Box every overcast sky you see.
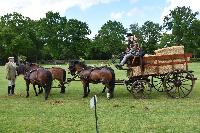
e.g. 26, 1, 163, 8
0, 0, 200, 37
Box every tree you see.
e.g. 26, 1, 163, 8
159, 33, 176, 48
92, 20, 126, 59
140, 21, 162, 54
38, 11, 68, 59
0, 12, 35, 61
190, 19, 200, 57
62, 19, 91, 59
129, 23, 142, 38
38, 12, 91, 60
163, 6, 199, 52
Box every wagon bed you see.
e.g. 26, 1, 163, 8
116, 53, 197, 99
127, 53, 192, 77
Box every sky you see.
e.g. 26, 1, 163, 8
0, 0, 200, 38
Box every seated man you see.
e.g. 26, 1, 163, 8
116, 43, 140, 69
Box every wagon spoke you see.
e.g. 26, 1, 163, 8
180, 86, 191, 92
179, 87, 186, 96
180, 78, 190, 82
167, 84, 175, 92
182, 83, 190, 86
178, 87, 181, 98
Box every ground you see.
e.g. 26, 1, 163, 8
0, 63, 199, 133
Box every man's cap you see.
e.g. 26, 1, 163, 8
126, 33, 133, 37
8, 57, 14, 59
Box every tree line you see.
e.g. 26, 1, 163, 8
0, 6, 200, 63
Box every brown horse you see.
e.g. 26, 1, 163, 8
38, 67, 66, 94
68, 60, 115, 99
48, 67, 66, 93
16, 63, 52, 100
19, 64, 66, 94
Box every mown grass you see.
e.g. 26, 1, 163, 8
0, 63, 200, 133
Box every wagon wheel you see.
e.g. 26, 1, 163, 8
163, 70, 195, 98
130, 80, 152, 99
151, 75, 165, 92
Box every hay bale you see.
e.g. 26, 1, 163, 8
155, 46, 184, 55
128, 66, 141, 77
128, 46, 188, 77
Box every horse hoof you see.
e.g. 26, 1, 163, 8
26, 95, 29, 98
36, 94, 38, 96
82, 95, 87, 98
60, 91, 65, 94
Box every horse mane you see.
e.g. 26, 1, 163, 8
70, 60, 87, 68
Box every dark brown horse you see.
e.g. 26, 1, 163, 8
37, 67, 66, 94
68, 60, 115, 99
18, 64, 66, 94
16, 63, 52, 100
48, 67, 66, 93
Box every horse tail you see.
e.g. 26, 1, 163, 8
63, 69, 66, 82
48, 71, 53, 89
107, 67, 115, 98
110, 68, 115, 89
45, 71, 53, 100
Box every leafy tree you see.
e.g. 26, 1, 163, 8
62, 19, 91, 59
38, 12, 91, 60
189, 19, 200, 57
163, 6, 199, 52
38, 11, 68, 59
140, 21, 162, 54
0, 12, 34, 61
92, 20, 126, 59
160, 33, 176, 48
129, 23, 142, 38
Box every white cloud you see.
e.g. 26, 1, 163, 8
126, 7, 142, 17
0, 0, 119, 20
161, 0, 200, 21
111, 11, 125, 20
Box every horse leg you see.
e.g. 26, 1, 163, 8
44, 86, 50, 100
33, 85, 38, 96
45, 82, 52, 100
60, 82, 66, 94
26, 82, 30, 98
106, 83, 115, 100
38, 85, 43, 94
102, 86, 106, 93
87, 84, 90, 94
82, 82, 89, 98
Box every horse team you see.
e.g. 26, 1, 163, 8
16, 60, 115, 100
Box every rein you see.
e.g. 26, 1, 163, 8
24, 69, 39, 80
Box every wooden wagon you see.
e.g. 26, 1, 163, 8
115, 53, 197, 98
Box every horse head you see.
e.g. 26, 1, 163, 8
68, 60, 86, 76
16, 63, 27, 75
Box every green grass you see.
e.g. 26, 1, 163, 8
0, 63, 200, 133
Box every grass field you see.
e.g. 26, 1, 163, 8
0, 63, 200, 133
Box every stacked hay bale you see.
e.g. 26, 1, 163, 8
128, 55, 157, 77
155, 46, 184, 55
155, 46, 187, 74
128, 46, 188, 77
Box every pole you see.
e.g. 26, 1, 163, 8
94, 96, 99, 133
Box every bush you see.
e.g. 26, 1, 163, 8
190, 58, 200, 62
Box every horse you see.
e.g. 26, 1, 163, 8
16, 63, 52, 100
37, 67, 66, 94
47, 67, 66, 93
68, 60, 115, 99
18, 63, 66, 94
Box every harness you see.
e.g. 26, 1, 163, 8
24, 69, 39, 81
